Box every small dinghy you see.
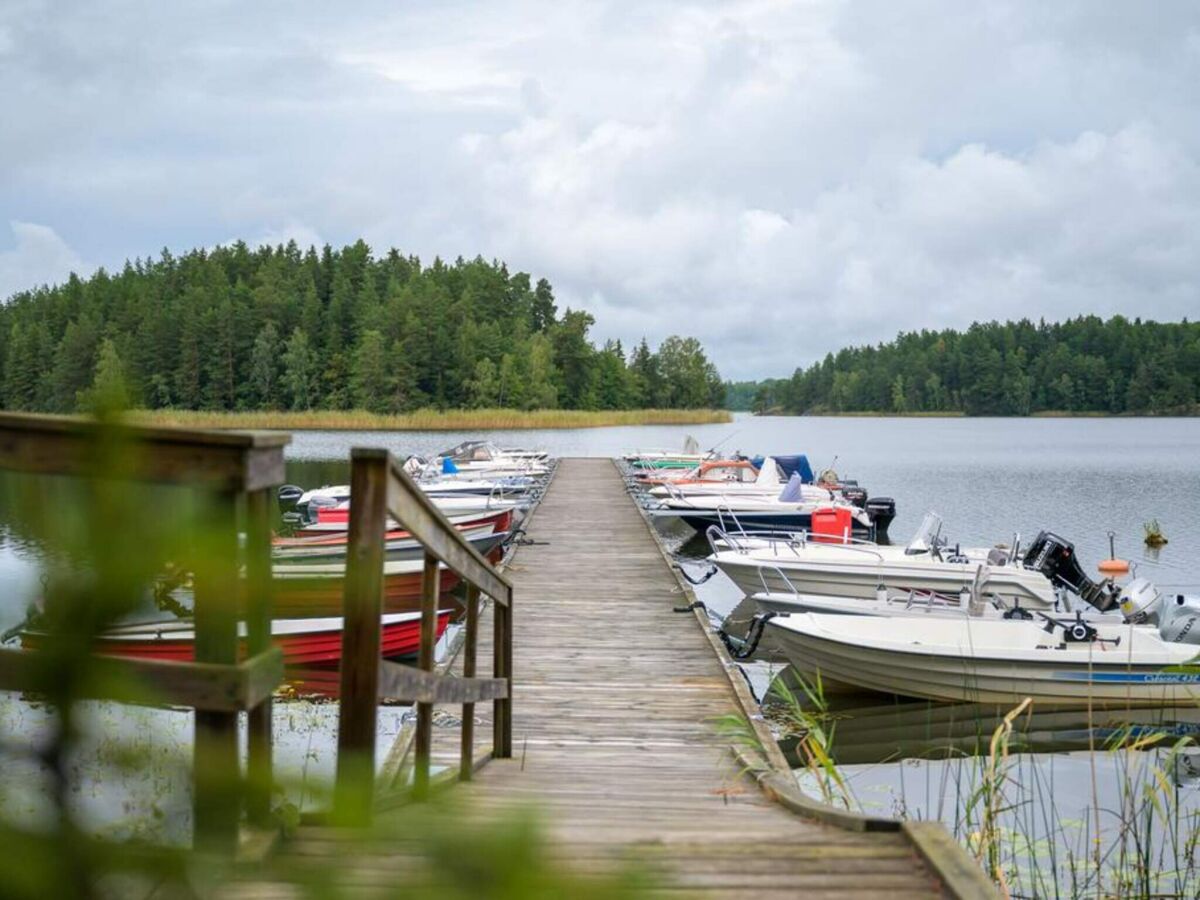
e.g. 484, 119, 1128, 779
24, 610, 452, 667
766, 612, 1200, 708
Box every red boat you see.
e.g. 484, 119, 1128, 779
294, 506, 516, 537
29, 610, 453, 667
269, 545, 504, 618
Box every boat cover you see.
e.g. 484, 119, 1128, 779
442, 457, 460, 474
772, 455, 815, 483
777, 473, 805, 502
755, 457, 782, 488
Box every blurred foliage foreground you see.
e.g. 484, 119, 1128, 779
0, 415, 656, 899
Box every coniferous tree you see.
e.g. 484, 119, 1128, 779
281, 328, 316, 410
349, 330, 392, 413
248, 322, 281, 409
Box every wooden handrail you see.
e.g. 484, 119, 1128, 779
335, 447, 516, 822
366, 449, 512, 605
0, 646, 284, 712
0, 412, 288, 491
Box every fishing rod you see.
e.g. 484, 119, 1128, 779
707, 429, 742, 455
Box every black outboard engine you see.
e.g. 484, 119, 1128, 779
841, 486, 868, 508
278, 484, 305, 513
865, 497, 896, 538
1022, 531, 1119, 612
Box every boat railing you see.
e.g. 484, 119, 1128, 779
755, 563, 802, 596
0, 412, 289, 855
334, 448, 514, 824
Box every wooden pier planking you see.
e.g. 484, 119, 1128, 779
232, 458, 957, 897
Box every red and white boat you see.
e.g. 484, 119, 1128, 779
28, 610, 452, 667
270, 544, 504, 617
292, 507, 515, 537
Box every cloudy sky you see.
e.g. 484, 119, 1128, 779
3, 1, 1199, 379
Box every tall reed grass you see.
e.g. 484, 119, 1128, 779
789, 692, 1200, 899
126, 408, 732, 431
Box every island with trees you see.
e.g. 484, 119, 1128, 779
0, 240, 726, 425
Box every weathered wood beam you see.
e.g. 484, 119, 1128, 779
334, 450, 389, 825
0, 646, 283, 711
244, 488, 275, 826
376, 659, 506, 704
0, 412, 288, 491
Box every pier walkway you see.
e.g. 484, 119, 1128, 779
235, 458, 979, 898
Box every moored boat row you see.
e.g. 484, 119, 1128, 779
14, 440, 554, 679
627, 439, 1200, 710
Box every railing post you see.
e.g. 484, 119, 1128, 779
493, 589, 513, 758
459, 584, 480, 780
244, 488, 274, 827
334, 449, 389, 824
193, 490, 241, 853
413, 550, 439, 797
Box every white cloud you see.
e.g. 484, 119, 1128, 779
0, 222, 90, 301
2, 1, 1200, 377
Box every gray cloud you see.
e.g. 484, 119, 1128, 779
3, 0, 1199, 379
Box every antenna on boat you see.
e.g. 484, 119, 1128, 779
707, 430, 742, 455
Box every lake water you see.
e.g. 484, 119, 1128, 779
2, 413, 1198, 885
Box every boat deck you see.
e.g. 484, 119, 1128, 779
228, 458, 958, 898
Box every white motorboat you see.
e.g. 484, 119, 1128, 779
708, 513, 1066, 610
644, 457, 830, 501
650, 471, 884, 537
436, 440, 550, 476
765, 612, 1200, 708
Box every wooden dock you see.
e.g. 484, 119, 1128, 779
232, 458, 985, 898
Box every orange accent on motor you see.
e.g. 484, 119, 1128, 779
811, 505, 853, 544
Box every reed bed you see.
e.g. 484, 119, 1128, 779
782, 693, 1200, 899
127, 408, 732, 431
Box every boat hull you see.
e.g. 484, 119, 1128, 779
712, 552, 1055, 608
767, 615, 1200, 709
29, 612, 452, 668
659, 510, 875, 539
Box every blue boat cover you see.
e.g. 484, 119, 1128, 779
772, 455, 814, 483
442, 457, 460, 474
777, 472, 805, 502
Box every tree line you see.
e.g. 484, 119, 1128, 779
743, 317, 1200, 416
0, 240, 725, 414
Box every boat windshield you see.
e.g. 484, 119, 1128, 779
905, 512, 944, 555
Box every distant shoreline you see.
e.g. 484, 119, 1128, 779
743, 409, 1197, 418
126, 408, 733, 432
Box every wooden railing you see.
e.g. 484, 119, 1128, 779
333, 448, 514, 822
0, 413, 288, 853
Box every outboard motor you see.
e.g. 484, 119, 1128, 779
278, 484, 305, 513
841, 485, 868, 508
1022, 531, 1119, 612
1119, 578, 1200, 646
864, 497, 896, 538
1158, 593, 1200, 646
